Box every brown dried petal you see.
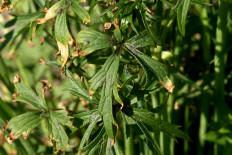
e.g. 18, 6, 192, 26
7, 132, 19, 144
160, 79, 175, 93
41, 80, 51, 99
104, 22, 112, 31
13, 74, 21, 84
57, 41, 69, 68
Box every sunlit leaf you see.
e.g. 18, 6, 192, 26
66, 69, 92, 102
37, 0, 66, 24
15, 82, 47, 110
125, 45, 174, 93
78, 114, 101, 154
8, 111, 41, 137
49, 111, 69, 151
71, 0, 90, 24
98, 55, 119, 139
76, 29, 113, 55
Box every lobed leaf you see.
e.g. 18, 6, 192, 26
98, 55, 120, 139
49, 111, 69, 151
15, 82, 47, 110
8, 111, 41, 137
81, 127, 105, 151
135, 118, 161, 155
78, 114, 101, 154
132, 111, 190, 140
52, 110, 73, 128
66, 69, 92, 102
125, 30, 154, 48
90, 54, 114, 91
125, 44, 174, 93
76, 29, 113, 54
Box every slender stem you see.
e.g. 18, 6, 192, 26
196, 1, 211, 154
123, 116, 134, 155
214, 0, 229, 154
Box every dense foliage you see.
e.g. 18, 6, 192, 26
0, 0, 232, 154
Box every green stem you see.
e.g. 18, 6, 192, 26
196, 1, 211, 154
214, 0, 229, 154
123, 116, 134, 155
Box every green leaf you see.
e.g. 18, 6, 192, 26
8, 111, 41, 137
15, 82, 47, 110
52, 110, 73, 128
0, 99, 15, 120
49, 111, 69, 151
113, 81, 123, 107
90, 54, 114, 91
0, 13, 43, 51
98, 55, 120, 139
125, 45, 174, 93
134, 118, 161, 155
37, 0, 66, 24
105, 138, 114, 155
0, 57, 14, 92
66, 69, 92, 102
74, 110, 100, 129
78, 114, 101, 155
71, 0, 90, 24
55, 10, 71, 44
76, 29, 113, 54
132, 110, 189, 140
125, 31, 154, 48
81, 127, 105, 151
114, 140, 124, 155
177, 0, 191, 35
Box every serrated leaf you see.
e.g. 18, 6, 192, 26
177, 0, 191, 35
90, 54, 114, 91
15, 82, 47, 110
55, 10, 71, 44
0, 13, 43, 51
76, 29, 113, 55
98, 55, 119, 139
134, 118, 161, 155
125, 45, 174, 93
81, 127, 105, 151
8, 111, 41, 137
55, 10, 71, 68
49, 111, 69, 151
78, 114, 101, 155
125, 30, 155, 48
71, 0, 90, 24
100, 84, 114, 139
132, 110, 189, 140
52, 110, 72, 128
66, 69, 92, 101
74, 110, 99, 129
